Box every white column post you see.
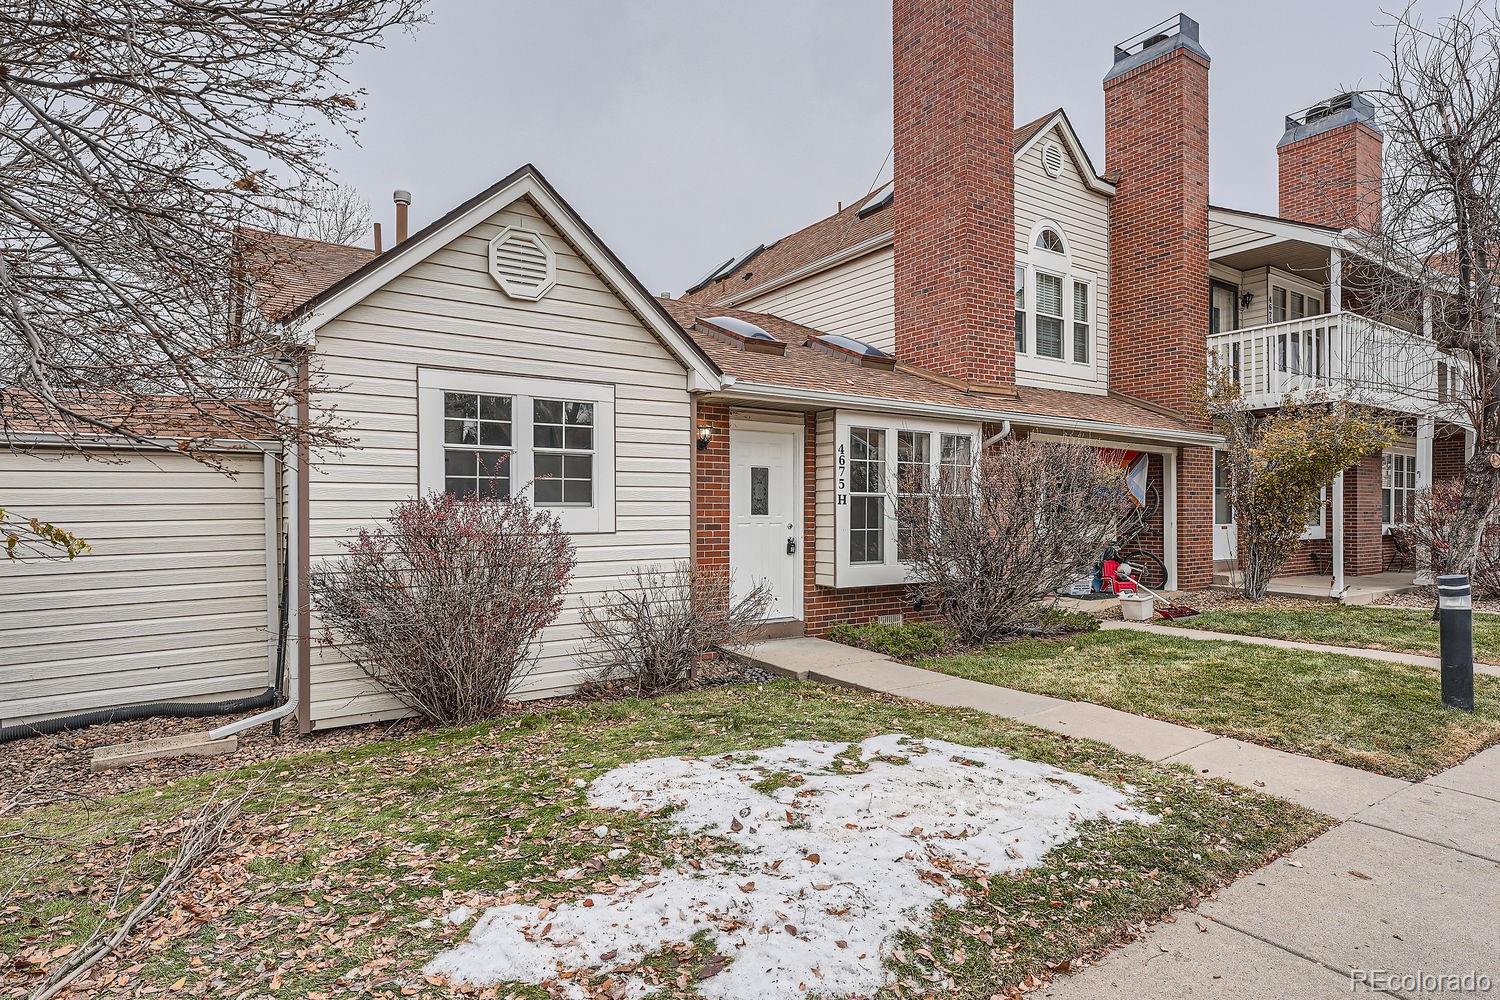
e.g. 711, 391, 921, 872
1415, 416, 1436, 585
1328, 248, 1344, 383
1331, 470, 1346, 599
1164, 448, 1179, 592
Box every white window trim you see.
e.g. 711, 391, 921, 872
1016, 221, 1098, 378
1381, 446, 1418, 533
833, 410, 981, 588
418, 368, 616, 534
1300, 487, 1328, 540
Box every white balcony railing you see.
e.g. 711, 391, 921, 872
1207, 312, 1465, 416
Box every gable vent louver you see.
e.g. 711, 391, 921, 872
1041, 141, 1065, 178
489, 226, 557, 301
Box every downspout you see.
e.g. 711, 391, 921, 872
982, 420, 1013, 449
209, 355, 308, 741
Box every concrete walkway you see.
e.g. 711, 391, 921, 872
735, 637, 1406, 818
731, 636, 1500, 995
1104, 618, 1500, 678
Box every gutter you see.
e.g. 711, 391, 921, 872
713, 380, 1223, 448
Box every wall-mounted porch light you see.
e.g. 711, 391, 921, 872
696, 425, 715, 451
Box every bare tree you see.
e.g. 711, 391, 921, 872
581, 562, 772, 695
261, 183, 374, 247
0, 1, 427, 552
1345, 1, 1500, 572
897, 439, 1129, 645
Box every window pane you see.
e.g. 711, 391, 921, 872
445, 450, 477, 477
1073, 281, 1089, 322
480, 421, 512, 447
479, 451, 510, 477
534, 424, 563, 449
564, 477, 592, 504
1036, 273, 1063, 316
750, 466, 769, 516
534, 399, 563, 424
564, 454, 592, 480
1036, 316, 1063, 358
564, 426, 593, 450
478, 476, 509, 499
446, 418, 478, 445
565, 401, 594, 425
1073, 322, 1089, 363
535, 478, 563, 504
536, 452, 563, 482
479, 395, 511, 421
1272, 287, 1288, 322
445, 477, 476, 498
444, 393, 477, 420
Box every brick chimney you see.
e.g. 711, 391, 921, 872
1103, 14, 1211, 421
1278, 93, 1383, 232
892, 0, 1016, 392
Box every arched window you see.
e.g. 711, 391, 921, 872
1034, 227, 1066, 254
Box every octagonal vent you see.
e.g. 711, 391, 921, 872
1041, 141, 1065, 178
489, 226, 557, 301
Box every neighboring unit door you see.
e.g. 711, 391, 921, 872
730, 427, 802, 620
1213, 449, 1237, 561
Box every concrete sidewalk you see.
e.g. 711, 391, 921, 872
732, 636, 1500, 995
734, 637, 1406, 818
1106, 618, 1500, 678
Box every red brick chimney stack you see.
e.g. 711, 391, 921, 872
1277, 94, 1383, 232
1103, 14, 1211, 422
892, 0, 1016, 393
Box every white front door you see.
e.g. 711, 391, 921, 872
1213, 449, 1237, 561
730, 426, 802, 620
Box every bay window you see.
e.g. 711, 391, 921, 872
833, 413, 980, 587
418, 369, 616, 533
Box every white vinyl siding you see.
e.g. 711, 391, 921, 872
738, 248, 895, 354
0, 448, 273, 726
1014, 125, 1111, 393
305, 195, 692, 730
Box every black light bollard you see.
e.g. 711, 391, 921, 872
1437, 574, 1475, 712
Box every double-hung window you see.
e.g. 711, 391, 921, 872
895, 431, 931, 562
1382, 449, 1418, 528
1015, 225, 1095, 370
419, 370, 616, 533
848, 428, 886, 564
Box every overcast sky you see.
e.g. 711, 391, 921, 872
324, 0, 1443, 294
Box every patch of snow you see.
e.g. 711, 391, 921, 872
442, 905, 473, 926
426, 734, 1155, 1000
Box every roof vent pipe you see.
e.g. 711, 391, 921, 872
393, 189, 412, 244
373, 221, 383, 253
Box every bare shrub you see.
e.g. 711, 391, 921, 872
897, 439, 1130, 645
581, 562, 771, 695
311, 492, 575, 725
1399, 480, 1500, 596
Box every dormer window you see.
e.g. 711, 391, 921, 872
1034, 227, 1066, 254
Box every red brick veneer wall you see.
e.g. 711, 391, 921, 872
693, 401, 731, 573
1278, 122, 1383, 232
1344, 451, 1385, 576
1103, 42, 1211, 420
892, 0, 1016, 391
1177, 446, 1215, 589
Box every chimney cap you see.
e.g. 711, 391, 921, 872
1106, 13, 1209, 81
393, 189, 412, 205
1279, 93, 1383, 147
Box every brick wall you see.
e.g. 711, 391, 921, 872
1177, 445, 1215, 588
1102, 41, 1211, 421
1278, 122, 1382, 231
1435, 430, 1465, 482
1344, 451, 1385, 575
693, 401, 731, 573
892, 0, 1016, 390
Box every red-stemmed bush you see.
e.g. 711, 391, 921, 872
312, 491, 575, 725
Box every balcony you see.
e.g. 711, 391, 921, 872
1207, 312, 1464, 417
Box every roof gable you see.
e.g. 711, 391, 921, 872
288, 164, 720, 386
682, 110, 1112, 306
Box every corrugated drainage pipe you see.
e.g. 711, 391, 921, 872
0, 688, 277, 745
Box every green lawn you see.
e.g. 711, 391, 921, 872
921, 631, 1500, 780
1162, 603, 1500, 662
0, 683, 1324, 1000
